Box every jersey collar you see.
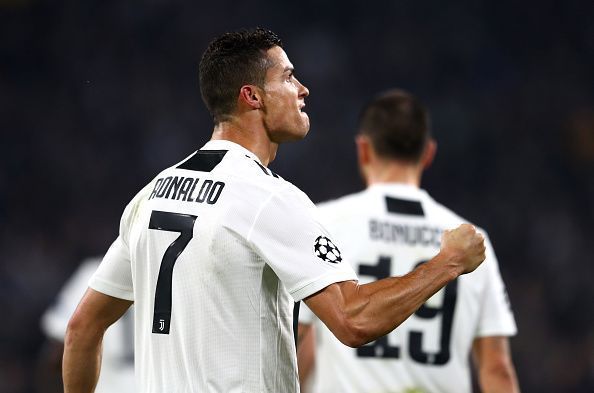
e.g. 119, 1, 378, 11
201, 140, 262, 164
367, 183, 430, 200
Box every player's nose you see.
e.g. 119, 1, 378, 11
296, 77, 309, 98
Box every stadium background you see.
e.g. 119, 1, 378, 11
1, 0, 593, 392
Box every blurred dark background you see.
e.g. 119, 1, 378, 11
1, 0, 593, 392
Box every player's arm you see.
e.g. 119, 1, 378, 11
304, 223, 485, 347
472, 336, 520, 393
297, 322, 316, 392
63, 288, 132, 393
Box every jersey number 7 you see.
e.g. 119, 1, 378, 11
149, 210, 197, 334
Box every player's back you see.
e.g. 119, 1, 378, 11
121, 141, 300, 392
303, 183, 515, 393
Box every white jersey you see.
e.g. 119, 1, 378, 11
90, 140, 357, 393
41, 257, 136, 393
300, 183, 517, 393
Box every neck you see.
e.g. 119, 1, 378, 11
364, 160, 422, 188
210, 117, 277, 166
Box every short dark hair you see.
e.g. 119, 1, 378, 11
199, 28, 283, 124
358, 89, 431, 162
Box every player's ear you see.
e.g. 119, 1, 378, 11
239, 85, 263, 110
421, 138, 437, 170
355, 134, 373, 186
355, 134, 372, 167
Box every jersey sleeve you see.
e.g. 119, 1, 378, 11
248, 185, 358, 301
89, 236, 134, 301
475, 236, 517, 337
40, 259, 101, 340
88, 194, 141, 301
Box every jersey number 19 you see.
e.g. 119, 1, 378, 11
356, 256, 458, 366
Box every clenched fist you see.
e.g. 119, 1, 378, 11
440, 223, 486, 274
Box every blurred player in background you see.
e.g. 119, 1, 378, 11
36, 257, 135, 392
62, 29, 487, 393
298, 89, 520, 393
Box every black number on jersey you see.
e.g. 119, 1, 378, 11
149, 210, 197, 334
409, 260, 458, 365
356, 256, 458, 365
356, 256, 400, 358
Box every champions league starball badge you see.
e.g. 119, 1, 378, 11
314, 236, 342, 264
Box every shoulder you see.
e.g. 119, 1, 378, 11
422, 192, 476, 227
209, 149, 312, 204
423, 193, 495, 245
423, 195, 502, 276
317, 190, 367, 218
191, 148, 292, 195
119, 181, 156, 228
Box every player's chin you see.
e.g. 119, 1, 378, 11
301, 114, 310, 133
286, 116, 310, 141
274, 114, 310, 142
298, 112, 310, 131
298, 119, 311, 139
279, 126, 309, 142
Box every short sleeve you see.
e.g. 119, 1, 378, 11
248, 185, 358, 301
475, 237, 517, 337
89, 196, 139, 301
89, 236, 134, 301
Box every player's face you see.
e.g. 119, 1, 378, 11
260, 46, 310, 142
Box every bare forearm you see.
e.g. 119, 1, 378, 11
349, 252, 460, 343
306, 252, 462, 347
479, 366, 520, 393
62, 327, 102, 393
474, 337, 520, 393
